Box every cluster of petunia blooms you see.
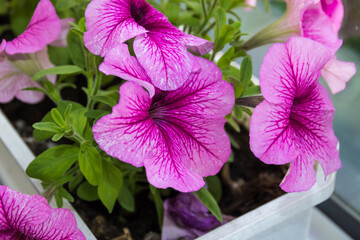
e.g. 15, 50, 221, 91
0, 0, 356, 238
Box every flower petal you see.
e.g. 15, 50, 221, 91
279, 155, 317, 192
50, 18, 74, 47
15, 76, 45, 104
321, 0, 343, 32
134, 32, 193, 91
0, 185, 51, 232
5, 0, 61, 55
23, 209, 85, 240
83, 0, 148, 56
321, 57, 357, 94
260, 37, 331, 104
182, 34, 214, 55
99, 44, 155, 97
302, 3, 342, 54
250, 100, 296, 165
93, 82, 153, 168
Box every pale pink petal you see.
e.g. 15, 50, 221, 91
24, 209, 85, 240
83, 0, 148, 56
0, 39, 6, 62
250, 101, 296, 165
279, 156, 317, 192
321, 57, 357, 94
0, 186, 51, 232
35, 47, 56, 84
302, 4, 342, 54
94, 58, 234, 192
134, 32, 193, 91
15, 76, 45, 104
99, 44, 155, 97
5, 0, 61, 55
321, 0, 344, 32
244, 0, 257, 11
260, 37, 331, 104
182, 34, 214, 55
50, 18, 74, 47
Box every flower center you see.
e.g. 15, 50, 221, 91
130, 3, 148, 27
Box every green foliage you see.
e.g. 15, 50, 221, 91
33, 65, 85, 81
77, 182, 99, 201
150, 185, 164, 228
98, 161, 123, 213
117, 183, 135, 212
205, 176, 222, 203
78, 144, 103, 186
26, 145, 79, 181
194, 187, 223, 222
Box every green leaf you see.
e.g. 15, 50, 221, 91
55, 0, 79, 11
77, 182, 99, 201
149, 185, 164, 228
51, 109, 65, 127
48, 46, 71, 66
206, 176, 222, 203
21, 87, 47, 94
234, 105, 243, 119
67, 30, 85, 68
218, 47, 234, 69
220, 0, 233, 10
59, 187, 74, 202
78, 145, 103, 186
69, 173, 84, 192
69, 108, 88, 136
215, 7, 227, 41
240, 57, 253, 90
26, 145, 80, 181
194, 188, 223, 222
117, 184, 135, 212
55, 189, 64, 208
227, 117, 240, 132
32, 122, 62, 133
230, 77, 243, 99
98, 161, 123, 213
52, 133, 64, 142
85, 110, 108, 119
243, 85, 261, 97
90, 95, 118, 108
33, 65, 85, 81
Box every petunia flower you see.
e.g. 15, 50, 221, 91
83, 0, 213, 91
93, 45, 234, 192
162, 193, 234, 240
250, 37, 341, 192
0, 185, 85, 239
301, 0, 356, 94
244, 0, 257, 11
0, 0, 73, 104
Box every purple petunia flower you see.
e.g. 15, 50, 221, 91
93, 45, 234, 192
250, 37, 341, 192
162, 193, 233, 240
0, 185, 85, 239
0, 0, 73, 104
83, 0, 213, 91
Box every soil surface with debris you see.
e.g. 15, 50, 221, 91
1, 98, 286, 240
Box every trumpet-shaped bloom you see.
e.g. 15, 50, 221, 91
0, 185, 85, 239
162, 193, 233, 240
93, 49, 234, 192
83, 0, 213, 91
301, 0, 356, 94
0, 0, 72, 104
250, 37, 341, 192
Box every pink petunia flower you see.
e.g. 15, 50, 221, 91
83, 0, 213, 91
0, 185, 85, 239
250, 37, 341, 192
0, 0, 73, 104
93, 45, 234, 192
301, 0, 356, 94
244, 0, 257, 11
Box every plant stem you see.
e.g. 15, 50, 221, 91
42, 184, 57, 203
197, 0, 218, 35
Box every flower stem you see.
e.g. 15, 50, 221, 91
198, 0, 218, 35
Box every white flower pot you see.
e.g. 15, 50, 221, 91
0, 110, 336, 240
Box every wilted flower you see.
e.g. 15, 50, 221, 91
162, 193, 233, 240
93, 45, 234, 192
0, 185, 85, 239
250, 37, 341, 192
83, 0, 213, 91
0, 0, 73, 103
